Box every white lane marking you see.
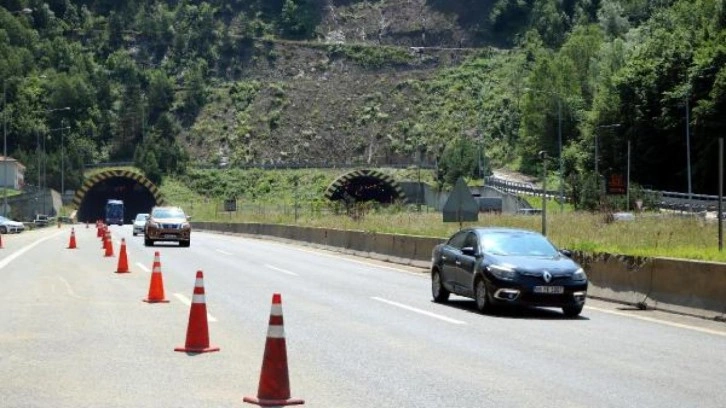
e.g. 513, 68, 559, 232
264, 264, 298, 276
215, 249, 233, 256
289, 246, 425, 276
0, 231, 65, 270
371, 297, 466, 325
585, 306, 726, 337
173, 293, 218, 322
136, 263, 151, 273
57, 276, 84, 300
205, 234, 425, 276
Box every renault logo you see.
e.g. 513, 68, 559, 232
542, 270, 552, 283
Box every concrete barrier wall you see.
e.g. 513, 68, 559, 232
193, 222, 726, 319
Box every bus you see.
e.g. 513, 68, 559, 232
105, 199, 125, 225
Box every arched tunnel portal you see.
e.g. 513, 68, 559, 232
72, 169, 164, 224
324, 169, 406, 204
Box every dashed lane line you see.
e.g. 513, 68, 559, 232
264, 264, 299, 276
585, 305, 726, 337
215, 249, 233, 256
136, 263, 151, 273
371, 297, 466, 325
173, 293, 218, 322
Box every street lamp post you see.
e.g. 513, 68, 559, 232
539, 150, 548, 236
32, 106, 70, 214
594, 123, 621, 194
2, 81, 7, 216
525, 87, 565, 212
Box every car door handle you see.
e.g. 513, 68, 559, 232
455, 261, 461, 266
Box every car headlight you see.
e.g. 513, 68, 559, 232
489, 264, 517, 281
572, 268, 587, 281
181, 222, 191, 230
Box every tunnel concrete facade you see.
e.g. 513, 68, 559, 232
324, 169, 406, 204
72, 169, 164, 223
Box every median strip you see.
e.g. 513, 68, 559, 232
371, 297, 466, 325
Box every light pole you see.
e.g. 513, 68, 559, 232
594, 123, 621, 194
2, 81, 7, 216
525, 87, 565, 212
539, 150, 548, 236
32, 106, 70, 214
685, 90, 692, 212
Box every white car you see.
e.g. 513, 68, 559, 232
132, 213, 149, 236
0, 216, 25, 233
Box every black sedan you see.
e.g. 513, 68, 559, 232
431, 227, 588, 317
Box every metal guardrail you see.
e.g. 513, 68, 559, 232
485, 176, 723, 212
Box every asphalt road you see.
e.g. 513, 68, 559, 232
1, 225, 726, 407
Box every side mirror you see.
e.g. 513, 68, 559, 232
560, 249, 573, 258
461, 246, 478, 256
187, 215, 192, 221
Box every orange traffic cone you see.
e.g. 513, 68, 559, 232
175, 270, 219, 353
0, 232, 4, 249
143, 251, 169, 303
243, 293, 304, 406
67, 228, 77, 249
104, 231, 114, 257
115, 238, 129, 273
96, 222, 103, 238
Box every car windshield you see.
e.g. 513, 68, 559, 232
481, 232, 559, 257
135, 214, 149, 221
152, 208, 185, 219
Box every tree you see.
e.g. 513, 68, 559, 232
437, 135, 477, 188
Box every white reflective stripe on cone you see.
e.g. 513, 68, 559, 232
194, 278, 204, 287
267, 325, 285, 339
270, 304, 283, 316
192, 294, 206, 304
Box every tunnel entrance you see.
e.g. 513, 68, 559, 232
324, 169, 406, 204
72, 169, 164, 223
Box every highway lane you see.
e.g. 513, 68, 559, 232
1, 225, 725, 407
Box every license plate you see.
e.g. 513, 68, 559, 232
164, 234, 177, 239
534, 286, 564, 294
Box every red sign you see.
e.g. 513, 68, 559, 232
606, 173, 627, 195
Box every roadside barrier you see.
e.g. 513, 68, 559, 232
115, 238, 129, 273
143, 251, 169, 303
67, 228, 77, 249
104, 231, 114, 257
175, 270, 219, 353
244, 293, 304, 406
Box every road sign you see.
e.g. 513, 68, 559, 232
443, 177, 479, 223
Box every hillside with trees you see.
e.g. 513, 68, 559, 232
1, 0, 724, 208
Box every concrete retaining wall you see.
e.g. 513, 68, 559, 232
193, 222, 726, 320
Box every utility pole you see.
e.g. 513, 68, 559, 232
557, 98, 563, 213
719, 137, 723, 251
2, 81, 7, 216
685, 94, 693, 213
540, 151, 548, 236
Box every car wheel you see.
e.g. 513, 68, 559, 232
562, 305, 583, 317
132, 232, 137, 236
180, 240, 190, 247
431, 269, 450, 303
475, 279, 490, 313
144, 236, 153, 246
0, 226, 6, 234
